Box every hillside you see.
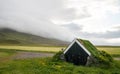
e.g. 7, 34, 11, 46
0, 28, 68, 46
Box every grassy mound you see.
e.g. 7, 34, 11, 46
52, 51, 64, 62
79, 39, 113, 67
53, 39, 114, 67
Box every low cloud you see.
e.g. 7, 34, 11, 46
80, 30, 120, 39
78, 30, 120, 45
62, 23, 82, 31
0, 0, 120, 45
0, 0, 76, 41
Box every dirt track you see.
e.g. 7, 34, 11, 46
10, 51, 120, 60
11, 51, 54, 59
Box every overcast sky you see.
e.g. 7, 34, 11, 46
0, 0, 120, 45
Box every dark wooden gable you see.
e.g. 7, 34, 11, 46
64, 42, 89, 65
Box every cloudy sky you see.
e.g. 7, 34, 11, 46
0, 0, 120, 45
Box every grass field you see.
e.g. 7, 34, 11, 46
0, 49, 16, 57
0, 46, 120, 74
0, 49, 17, 62
0, 45, 63, 52
0, 58, 120, 74
0, 45, 120, 55
0, 52, 11, 58
97, 46, 120, 57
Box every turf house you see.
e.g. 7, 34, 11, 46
63, 38, 113, 66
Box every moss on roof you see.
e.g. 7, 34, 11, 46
77, 39, 99, 57
77, 39, 113, 66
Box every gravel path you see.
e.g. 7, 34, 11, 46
11, 51, 54, 59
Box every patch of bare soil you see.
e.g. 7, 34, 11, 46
114, 57, 120, 60
11, 51, 54, 59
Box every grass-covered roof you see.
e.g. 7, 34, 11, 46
77, 39, 113, 66
77, 39, 99, 57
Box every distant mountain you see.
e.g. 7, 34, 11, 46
0, 28, 69, 46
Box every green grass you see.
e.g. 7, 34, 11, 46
0, 49, 16, 58
0, 45, 120, 61
0, 45, 119, 60
0, 46, 120, 74
0, 52, 10, 58
97, 46, 120, 57
0, 58, 120, 74
0, 49, 16, 62
0, 45, 120, 55
0, 45, 63, 53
